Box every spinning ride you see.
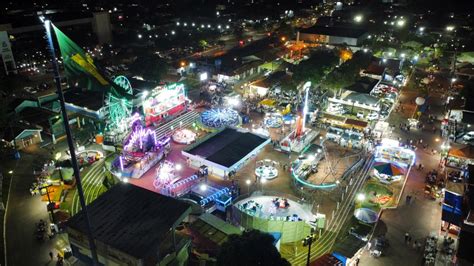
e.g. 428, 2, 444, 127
200, 108, 240, 129
153, 160, 178, 189
255, 159, 279, 180
112, 117, 169, 179
172, 129, 197, 144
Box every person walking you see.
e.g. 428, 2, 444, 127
405, 232, 410, 244
49, 251, 53, 260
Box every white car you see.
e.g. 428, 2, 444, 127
367, 113, 379, 121
356, 112, 365, 119
327, 104, 345, 114
463, 132, 474, 141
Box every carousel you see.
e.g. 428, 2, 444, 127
200, 108, 241, 129
255, 159, 279, 180
172, 129, 197, 144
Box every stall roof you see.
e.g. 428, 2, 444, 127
322, 113, 347, 122
344, 92, 379, 106
186, 128, 268, 168
449, 145, 474, 159
364, 61, 385, 76
344, 77, 379, 94
67, 184, 191, 259
345, 119, 368, 129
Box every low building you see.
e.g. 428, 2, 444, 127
297, 26, 368, 47
2, 124, 42, 150
66, 184, 192, 266
182, 128, 270, 178
215, 56, 263, 84
63, 88, 108, 121
249, 71, 292, 97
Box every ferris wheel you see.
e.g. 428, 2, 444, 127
106, 75, 133, 132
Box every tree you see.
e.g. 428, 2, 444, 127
292, 50, 339, 85
321, 51, 372, 95
198, 39, 208, 49
217, 230, 290, 266
130, 55, 169, 82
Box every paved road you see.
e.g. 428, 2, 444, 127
358, 72, 445, 265
5, 148, 70, 266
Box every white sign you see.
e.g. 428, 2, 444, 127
199, 72, 208, 81
0, 31, 16, 75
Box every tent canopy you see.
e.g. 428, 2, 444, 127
373, 162, 405, 176
344, 92, 379, 106
259, 99, 276, 107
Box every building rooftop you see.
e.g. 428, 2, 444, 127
344, 77, 379, 94
67, 184, 191, 259
63, 88, 105, 111
186, 128, 268, 168
251, 71, 289, 89
299, 25, 367, 39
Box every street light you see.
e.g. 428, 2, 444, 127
356, 193, 365, 201
246, 179, 251, 194
353, 15, 363, 23
446, 25, 455, 32
302, 234, 316, 266
396, 19, 406, 27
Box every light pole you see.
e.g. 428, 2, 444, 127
260, 177, 267, 192
302, 234, 316, 266
41, 17, 99, 265
246, 179, 251, 194
39, 183, 56, 224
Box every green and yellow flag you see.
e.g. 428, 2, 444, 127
52, 24, 132, 99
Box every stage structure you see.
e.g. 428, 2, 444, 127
112, 117, 170, 179
182, 128, 270, 178
143, 83, 188, 126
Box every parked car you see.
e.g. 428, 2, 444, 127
463, 131, 474, 141
356, 112, 365, 119
367, 112, 379, 121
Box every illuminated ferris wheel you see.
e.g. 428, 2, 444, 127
106, 75, 133, 132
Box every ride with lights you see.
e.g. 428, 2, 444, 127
142, 83, 188, 127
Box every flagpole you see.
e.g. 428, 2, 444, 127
42, 18, 99, 265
